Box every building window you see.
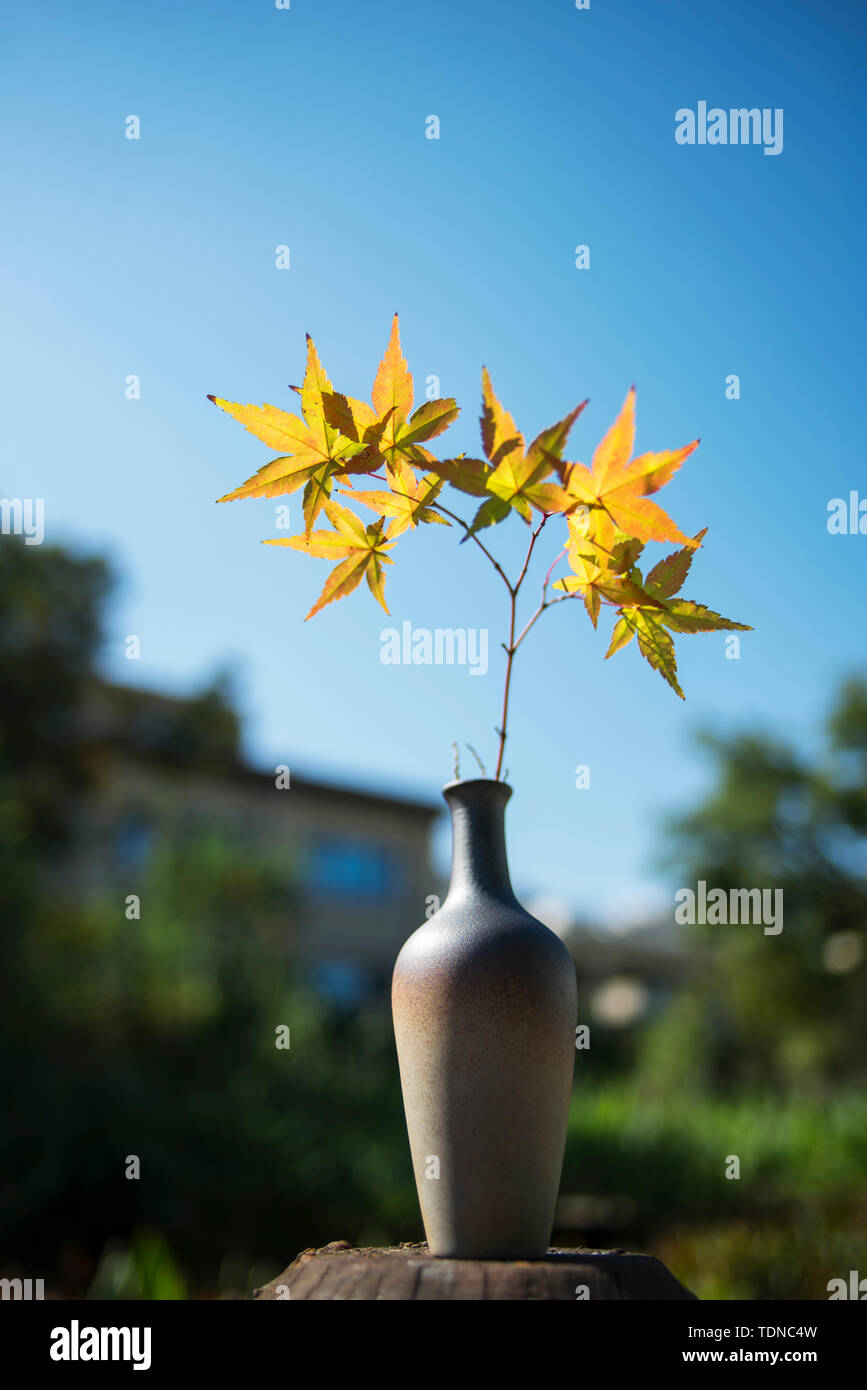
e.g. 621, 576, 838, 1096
306, 959, 371, 1010
113, 810, 155, 873
306, 834, 403, 904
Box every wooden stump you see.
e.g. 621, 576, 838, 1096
253, 1240, 697, 1300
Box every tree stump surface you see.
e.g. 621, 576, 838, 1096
253, 1240, 697, 1300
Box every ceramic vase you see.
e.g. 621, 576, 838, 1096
392, 778, 577, 1258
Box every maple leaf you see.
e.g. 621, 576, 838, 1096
602, 530, 752, 696
328, 315, 459, 490
212, 336, 382, 535
372, 313, 415, 425
554, 551, 667, 628
605, 615, 637, 659
656, 600, 753, 634
608, 536, 646, 573
463, 495, 513, 538
563, 387, 700, 548
421, 454, 493, 498
451, 369, 585, 538
553, 510, 660, 625
213, 322, 750, 712
628, 610, 685, 699
564, 502, 619, 569
264, 499, 395, 619
565, 509, 645, 574
644, 526, 707, 596
345, 472, 451, 539
641, 532, 751, 637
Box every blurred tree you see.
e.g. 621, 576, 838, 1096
0, 538, 417, 1288
0, 538, 115, 1062
640, 679, 867, 1094
0, 538, 111, 855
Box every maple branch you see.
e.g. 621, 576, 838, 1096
355, 472, 574, 781
513, 590, 580, 654
493, 516, 548, 781
541, 547, 567, 594
215, 322, 741, 751
494, 591, 518, 781
512, 546, 569, 652
513, 515, 547, 594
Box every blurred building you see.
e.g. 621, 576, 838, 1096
561, 920, 697, 1028
528, 893, 696, 1029
64, 679, 441, 1006
57, 678, 693, 1013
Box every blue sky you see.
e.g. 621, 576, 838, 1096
2, 0, 865, 922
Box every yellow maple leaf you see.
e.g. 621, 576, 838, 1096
264, 499, 395, 618
212, 336, 380, 534
345, 472, 451, 539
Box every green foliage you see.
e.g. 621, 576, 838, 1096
0, 538, 111, 861
130, 1229, 188, 1301
565, 1085, 867, 1217
86, 1229, 188, 1301
655, 678, 867, 1091
0, 536, 419, 1293
0, 833, 419, 1287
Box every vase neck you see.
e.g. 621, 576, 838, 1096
443, 779, 518, 904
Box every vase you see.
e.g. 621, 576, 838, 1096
391, 777, 577, 1258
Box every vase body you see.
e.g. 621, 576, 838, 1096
391, 778, 577, 1258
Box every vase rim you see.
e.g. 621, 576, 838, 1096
441, 777, 513, 797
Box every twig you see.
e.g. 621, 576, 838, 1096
465, 743, 487, 777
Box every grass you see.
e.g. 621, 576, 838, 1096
562, 1085, 867, 1299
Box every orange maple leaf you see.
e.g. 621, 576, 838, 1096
563, 387, 699, 547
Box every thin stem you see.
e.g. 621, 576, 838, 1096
541, 547, 567, 594
493, 516, 548, 780
513, 591, 579, 653
349, 472, 574, 780
512, 547, 569, 652
495, 589, 518, 781
514, 515, 546, 593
